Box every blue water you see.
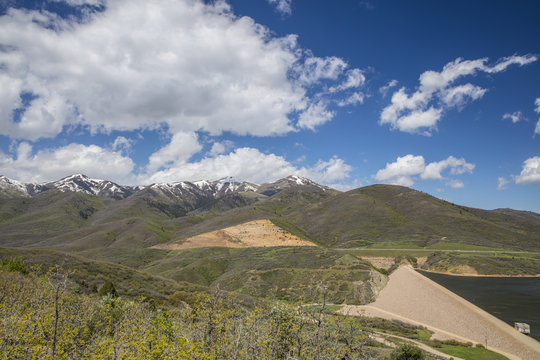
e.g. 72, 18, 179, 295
418, 271, 540, 341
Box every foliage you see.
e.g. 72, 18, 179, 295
390, 343, 426, 360
0, 269, 383, 360
0, 256, 28, 274
98, 280, 118, 297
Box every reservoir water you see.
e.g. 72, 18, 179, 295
418, 271, 540, 342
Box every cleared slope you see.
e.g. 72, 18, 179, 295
152, 219, 317, 249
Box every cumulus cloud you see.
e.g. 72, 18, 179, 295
297, 101, 335, 130
0, 0, 368, 143
0, 0, 371, 189
380, 55, 537, 135
0, 139, 354, 188
296, 56, 348, 85
208, 140, 234, 157
267, 0, 292, 16
497, 177, 510, 191
503, 111, 523, 124
139, 147, 351, 186
112, 136, 134, 153
329, 69, 365, 92
421, 156, 475, 180
0, 142, 135, 184
374, 155, 426, 187
374, 154, 474, 187
146, 132, 202, 172
514, 156, 540, 184
299, 156, 352, 184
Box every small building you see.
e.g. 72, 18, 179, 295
514, 322, 531, 335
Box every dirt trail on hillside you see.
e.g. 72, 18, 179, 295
340, 266, 540, 360
152, 219, 317, 250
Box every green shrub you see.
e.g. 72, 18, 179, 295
0, 257, 28, 274
99, 280, 118, 297
390, 343, 425, 360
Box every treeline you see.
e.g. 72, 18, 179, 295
0, 264, 388, 359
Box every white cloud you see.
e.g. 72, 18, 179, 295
446, 179, 464, 189
497, 177, 510, 191
380, 55, 537, 135
0, 138, 354, 189
337, 92, 365, 107
139, 147, 351, 186
208, 140, 234, 157
146, 132, 202, 172
0, 1, 368, 142
421, 156, 475, 180
0, 142, 135, 184
393, 108, 442, 135
300, 156, 352, 184
296, 56, 348, 85
503, 111, 523, 124
485, 55, 538, 73
374, 154, 474, 187
112, 136, 134, 153
440, 84, 486, 109
330, 68, 365, 92
514, 156, 540, 184
297, 101, 334, 130
379, 79, 398, 96
374, 154, 426, 187
535, 98, 540, 136
267, 0, 292, 15
49, 0, 105, 6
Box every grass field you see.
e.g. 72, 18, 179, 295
437, 344, 508, 360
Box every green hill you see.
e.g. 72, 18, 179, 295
284, 185, 540, 251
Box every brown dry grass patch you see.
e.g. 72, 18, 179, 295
152, 219, 317, 250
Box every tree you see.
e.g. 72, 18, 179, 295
390, 343, 425, 360
99, 280, 118, 297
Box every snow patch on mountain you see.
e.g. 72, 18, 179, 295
0, 174, 330, 200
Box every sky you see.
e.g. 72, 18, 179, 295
0, 0, 539, 212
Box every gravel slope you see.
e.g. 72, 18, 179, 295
341, 266, 540, 360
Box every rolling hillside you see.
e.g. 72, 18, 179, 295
1, 175, 539, 252
285, 185, 540, 250
0, 174, 539, 303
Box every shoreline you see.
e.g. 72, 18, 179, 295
416, 268, 540, 278
342, 266, 540, 360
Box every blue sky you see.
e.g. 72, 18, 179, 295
0, 0, 539, 212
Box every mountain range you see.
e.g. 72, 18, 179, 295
1, 173, 539, 250
1, 172, 539, 303
0, 174, 326, 200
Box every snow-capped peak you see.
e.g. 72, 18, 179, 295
288, 175, 312, 186
0, 175, 30, 197
0, 174, 328, 200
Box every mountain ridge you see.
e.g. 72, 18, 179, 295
0, 174, 329, 200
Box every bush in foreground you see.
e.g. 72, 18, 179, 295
390, 343, 426, 360
0, 268, 380, 359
